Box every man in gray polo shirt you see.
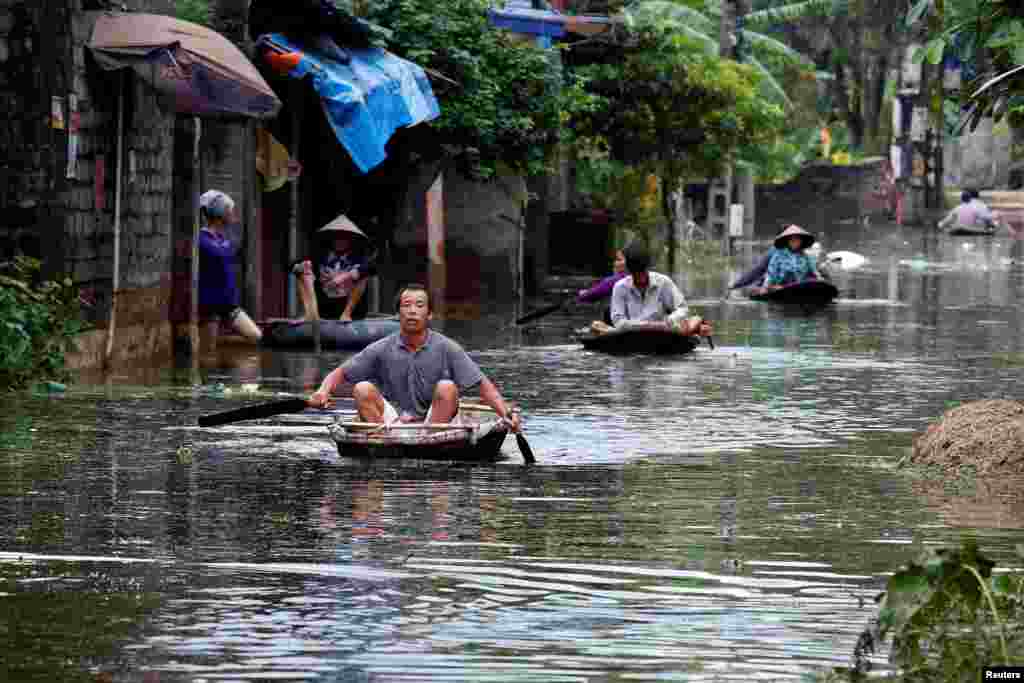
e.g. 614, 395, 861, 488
610, 242, 712, 337
308, 283, 521, 432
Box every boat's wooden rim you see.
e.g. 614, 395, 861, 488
341, 422, 475, 431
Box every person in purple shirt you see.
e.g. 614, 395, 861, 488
198, 190, 262, 342
576, 249, 627, 324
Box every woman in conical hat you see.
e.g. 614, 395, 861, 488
293, 214, 378, 322
762, 224, 822, 291
315, 214, 378, 321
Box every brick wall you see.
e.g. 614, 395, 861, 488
1, 0, 179, 368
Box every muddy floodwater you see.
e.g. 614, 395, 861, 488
3, 221, 1024, 682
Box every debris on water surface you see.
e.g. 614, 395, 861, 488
911, 400, 1024, 475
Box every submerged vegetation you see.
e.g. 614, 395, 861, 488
0, 257, 88, 391
820, 542, 1024, 682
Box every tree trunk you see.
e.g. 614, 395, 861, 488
661, 174, 677, 275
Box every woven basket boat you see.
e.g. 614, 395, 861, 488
578, 327, 700, 355
748, 279, 839, 306
329, 402, 509, 461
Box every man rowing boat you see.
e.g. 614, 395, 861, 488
604, 242, 713, 338
308, 283, 521, 432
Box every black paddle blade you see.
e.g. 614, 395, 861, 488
515, 301, 564, 326
515, 433, 536, 464
706, 336, 715, 350
198, 398, 310, 428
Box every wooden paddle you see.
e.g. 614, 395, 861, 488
463, 403, 536, 464
198, 397, 313, 427
509, 407, 536, 464
515, 298, 571, 325
515, 432, 536, 465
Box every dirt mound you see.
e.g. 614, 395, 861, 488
911, 400, 1024, 475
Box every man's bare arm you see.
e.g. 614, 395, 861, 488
310, 366, 348, 408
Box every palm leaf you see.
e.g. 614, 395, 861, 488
746, 54, 793, 107
625, 0, 717, 34
972, 63, 1024, 99
745, 0, 846, 30
742, 29, 813, 64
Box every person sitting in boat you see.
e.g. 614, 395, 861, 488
937, 189, 998, 232
576, 248, 628, 324
759, 224, 823, 292
293, 214, 378, 322
605, 242, 712, 338
307, 282, 521, 432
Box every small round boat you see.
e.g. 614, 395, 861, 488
329, 403, 510, 461
579, 327, 700, 355
947, 226, 996, 237
261, 317, 400, 350
748, 280, 838, 306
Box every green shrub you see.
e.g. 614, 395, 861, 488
840, 542, 1024, 682
0, 257, 88, 390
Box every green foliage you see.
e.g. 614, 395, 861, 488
849, 542, 1024, 681
572, 26, 786, 183
746, 0, 847, 27
624, 0, 820, 108
574, 152, 663, 244
0, 257, 88, 391
907, 0, 1024, 132
364, 0, 595, 178
175, 0, 211, 26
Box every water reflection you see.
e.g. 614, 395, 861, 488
1, 221, 1024, 681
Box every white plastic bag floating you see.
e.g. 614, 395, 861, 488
825, 250, 867, 270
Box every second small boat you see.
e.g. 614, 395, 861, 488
748, 280, 838, 307
579, 326, 700, 355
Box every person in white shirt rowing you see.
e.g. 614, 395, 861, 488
604, 242, 713, 338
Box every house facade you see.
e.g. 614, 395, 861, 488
2, 1, 575, 371
1, 0, 178, 368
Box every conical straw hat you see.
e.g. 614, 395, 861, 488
773, 224, 815, 249
317, 214, 368, 239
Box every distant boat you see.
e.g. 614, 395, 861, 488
578, 326, 700, 355
947, 225, 996, 237
748, 280, 839, 307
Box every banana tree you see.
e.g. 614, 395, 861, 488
906, 0, 1024, 133
628, 0, 915, 154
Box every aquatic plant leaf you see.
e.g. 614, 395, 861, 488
878, 567, 934, 637
991, 574, 1015, 596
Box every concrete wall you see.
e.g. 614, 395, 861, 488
943, 118, 1013, 190
0, 1, 178, 370
444, 170, 525, 312
387, 167, 525, 318
755, 158, 893, 234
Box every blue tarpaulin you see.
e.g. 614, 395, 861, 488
259, 33, 440, 173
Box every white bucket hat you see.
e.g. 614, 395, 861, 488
199, 189, 235, 219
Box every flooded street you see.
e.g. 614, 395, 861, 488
3, 221, 1024, 682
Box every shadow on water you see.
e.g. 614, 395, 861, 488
2, 221, 1024, 681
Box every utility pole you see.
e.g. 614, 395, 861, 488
711, 0, 753, 255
